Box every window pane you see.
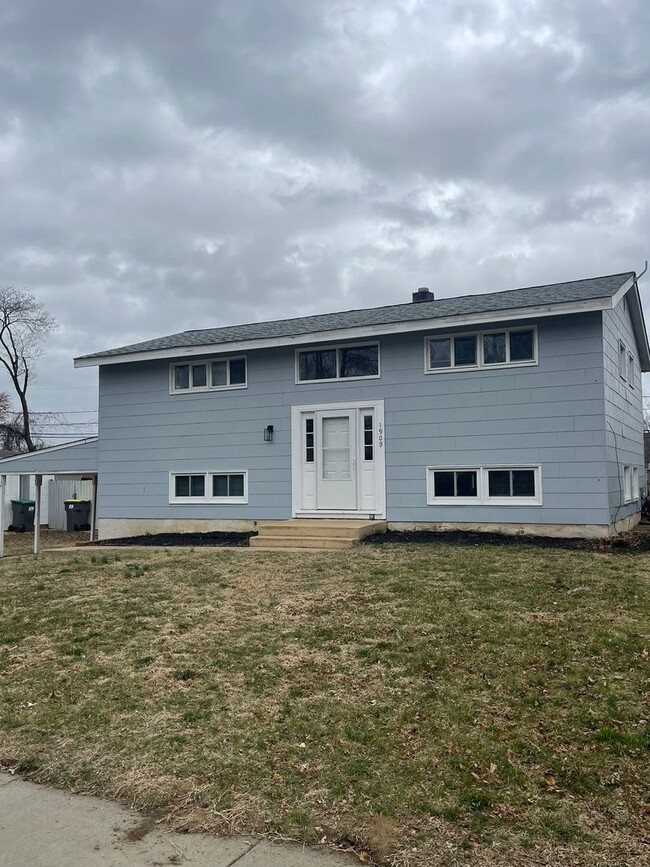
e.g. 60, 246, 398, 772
306, 447, 314, 463
212, 475, 228, 497
175, 476, 190, 497
512, 470, 535, 497
229, 358, 246, 385
483, 333, 506, 364
211, 361, 227, 386
299, 349, 337, 380
488, 470, 511, 497
190, 476, 205, 497
456, 471, 477, 497
174, 365, 190, 389
306, 418, 314, 433
364, 446, 374, 461
339, 345, 378, 378
228, 474, 244, 497
429, 338, 451, 368
364, 415, 373, 430
192, 364, 207, 388
454, 335, 477, 366
364, 430, 373, 446
434, 471, 454, 497
509, 330, 534, 362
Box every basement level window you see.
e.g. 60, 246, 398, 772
296, 343, 380, 382
170, 471, 248, 504
427, 466, 542, 506
171, 357, 247, 393
425, 327, 536, 373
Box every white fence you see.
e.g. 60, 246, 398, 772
47, 479, 94, 531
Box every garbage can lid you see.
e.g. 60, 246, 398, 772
64, 499, 91, 504
12, 498, 35, 505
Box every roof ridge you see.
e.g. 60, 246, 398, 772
180, 271, 635, 336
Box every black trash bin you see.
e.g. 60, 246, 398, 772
9, 499, 35, 533
64, 499, 92, 531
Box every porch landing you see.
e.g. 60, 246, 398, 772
250, 519, 387, 550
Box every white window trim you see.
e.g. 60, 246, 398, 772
426, 465, 542, 506
295, 342, 381, 385
627, 352, 635, 388
424, 326, 538, 374
623, 465, 639, 504
170, 356, 248, 394
169, 471, 248, 504
618, 341, 627, 381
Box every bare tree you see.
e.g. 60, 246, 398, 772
0, 287, 56, 452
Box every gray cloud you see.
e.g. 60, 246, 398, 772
1, 0, 649, 429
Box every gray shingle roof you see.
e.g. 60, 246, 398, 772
78, 272, 635, 361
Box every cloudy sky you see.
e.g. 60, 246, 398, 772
1, 0, 649, 435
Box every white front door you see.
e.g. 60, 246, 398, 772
292, 400, 386, 517
316, 410, 357, 510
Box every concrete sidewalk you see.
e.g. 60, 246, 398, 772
0, 774, 353, 867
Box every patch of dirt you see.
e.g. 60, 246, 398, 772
92, 531, 256, 548
363, 527, 650, 554
123, 809, 167, 842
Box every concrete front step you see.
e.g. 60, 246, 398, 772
252, 519, 387, 550
250, 535, 358, 549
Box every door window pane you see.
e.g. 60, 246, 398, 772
429, 337, 451, 368
211, 361, 227, 386
483, 333, 506, 364
174, 365, 190, 389
229, 358, 246, 384
321, 416, 351, 480
299, 349, 337, 380
488, 470, 511, 497
192, 364, 207, 388
512, 470, 535, 497
454, 336, 477, 366
339, 345, 378, 377
509, 330, 534, 362
363, 414, 373, 461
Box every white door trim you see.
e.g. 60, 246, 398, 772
291, 399, 386, 519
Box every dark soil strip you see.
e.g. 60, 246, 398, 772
92, 531, 256, 547
362, 528, 650, 554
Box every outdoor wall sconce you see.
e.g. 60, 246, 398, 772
264, 425, 274, 442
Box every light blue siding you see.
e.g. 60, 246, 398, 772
0, 439, 98, 475
602, 300, 644, 521
96, 311, 615, 527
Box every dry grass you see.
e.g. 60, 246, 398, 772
2, 528, 88, 556
0, 542, 648, 866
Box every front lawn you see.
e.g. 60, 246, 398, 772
0, 544, 647, 866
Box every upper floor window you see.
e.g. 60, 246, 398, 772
171, 356, 247, 393
296, 343, 379, 383
425, 327, 536, 373
627, 352, 635, 388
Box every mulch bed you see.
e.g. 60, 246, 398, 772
90, 531, 257, 548
363, 527, 650, 553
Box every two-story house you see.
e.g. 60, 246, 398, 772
0, 271, 647, 543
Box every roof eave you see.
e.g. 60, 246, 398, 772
74, 296, 615, 368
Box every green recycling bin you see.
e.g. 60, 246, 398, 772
64, 499, 92, 531
9, 499, 35, 533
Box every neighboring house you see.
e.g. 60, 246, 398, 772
0, 271, 647, 539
